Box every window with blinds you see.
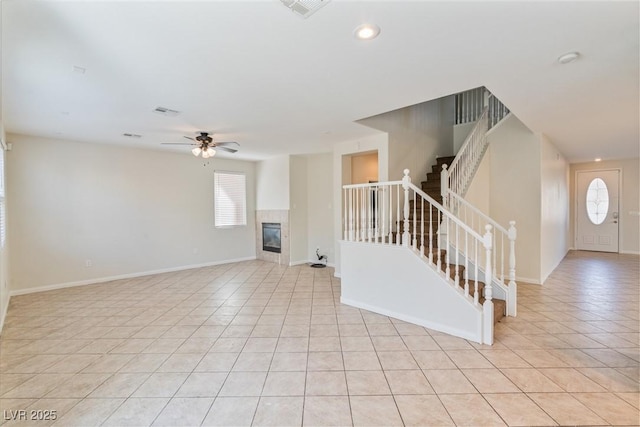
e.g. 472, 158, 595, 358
214, 171, 247, 227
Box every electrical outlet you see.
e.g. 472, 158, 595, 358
85, 259, 92, 268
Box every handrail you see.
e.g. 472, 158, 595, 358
343, 180, 402, 189
447, 107, 488, 176
446, 108, 489, 197
407, 182, 483, 242
447, 191, 508, 235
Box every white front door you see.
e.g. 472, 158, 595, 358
576, 170, 619, 252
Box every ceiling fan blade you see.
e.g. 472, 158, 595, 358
161, 142, 197, 145
215, 141, 240, 147
183, 136, 196, 141
216, 146, 238, 153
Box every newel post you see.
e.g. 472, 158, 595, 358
508, 221, 517, 287
482, 223, 494, 344
440, 164, 449, 209
402, 169, 411, 247
507, 220, 517, 316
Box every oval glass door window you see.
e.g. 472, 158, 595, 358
586, 178, 609, 225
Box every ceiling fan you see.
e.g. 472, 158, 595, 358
162, 132, 240, 158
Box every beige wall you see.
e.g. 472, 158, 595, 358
289, 155, 308, 264
0, 122, 8, 330
306, 153, 334, 264
256, 155, 290, 210
570, 158, 640, 254
351, 152, 378, 184
358, 96, 454, 184
540, 134, 570, 282
488, 115, 542, 283
7, 134, 257, 292
464, 144, 491, 216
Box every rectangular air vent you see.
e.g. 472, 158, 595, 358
152, 106, 180, 116
122, 133, 142, 138
280, 0, 331, 19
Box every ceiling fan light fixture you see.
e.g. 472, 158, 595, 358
202, 150, 211, 159
192, 147, 202, 156
206, 147, 216, 157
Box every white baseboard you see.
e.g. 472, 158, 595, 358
620, 250, 640, 255
516, 276, 541, 285
9, 256, 257, 297
290, 259, 336, 268
341, 296, 481, 343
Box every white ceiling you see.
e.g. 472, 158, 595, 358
2, 0, 638, 162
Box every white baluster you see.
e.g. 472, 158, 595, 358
396, 184, 400, 245
402, 169, 411, 247
474, 241, 479, 305
508, 220, 517, 317
388, 186, 393, 244
413, 190, 417, 250
445, 216, 450, 279
381, 186, 386, 244
454, 223, 460, 286
464, 232, 469, 296
441, 164, 449, 209
508, 221, 517, 286
420, 197, 425, 257
429, 202, 434, 264
343, 189, 347, 240
483, 224, 494, 345
483, 224, 493, 301
436, 210, 442, 270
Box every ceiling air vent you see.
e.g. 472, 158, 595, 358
280, 0, 331, 19
123, 133, 142, 138
152, 106, 181, 117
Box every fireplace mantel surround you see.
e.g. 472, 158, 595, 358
256, 210, 289, 265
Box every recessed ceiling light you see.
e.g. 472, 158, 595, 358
354, 24, 380, 40
558, 51, 580, 64
594, 158, 602, 162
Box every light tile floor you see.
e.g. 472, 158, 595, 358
0, 250, 638, 426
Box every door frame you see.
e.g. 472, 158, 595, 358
574, 168, 622, 253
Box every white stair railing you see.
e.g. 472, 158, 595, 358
443, 191, 517, 316
343, 170, 496, 344
446, 107, 490, 196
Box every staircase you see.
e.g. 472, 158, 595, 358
419, 156, 506, 325
340, 87, 515, 344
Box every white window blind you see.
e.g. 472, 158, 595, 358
214, 171, 247, 227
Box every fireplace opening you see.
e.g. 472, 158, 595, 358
262, 223, 281, 253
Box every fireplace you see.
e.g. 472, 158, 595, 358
262, 223, 281, 253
